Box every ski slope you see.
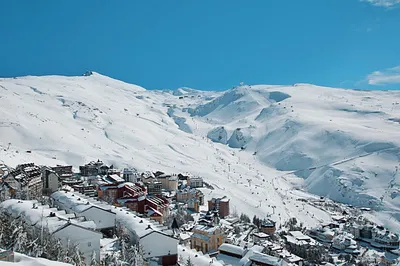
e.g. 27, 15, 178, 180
0, 73, 399, 230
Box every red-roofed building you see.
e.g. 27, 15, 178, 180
98, 182, 169, 222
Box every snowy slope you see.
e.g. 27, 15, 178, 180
1, 73, 399, 230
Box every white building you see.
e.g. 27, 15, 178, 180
0, 199, 102, 265
349, 223, 399, 250
156, 174, 178, 191
51, 191, 116, 235
122, 168, 140, 182
371, 227, 400, 250
187, 176, 203, 188
332, 233, 359, 254
114, 207, 179, 265
247, 252, 287, 266
178, 245, 224, 266
286, 231, 317, 246
253, 232, 270, 244
51, 191, 179, 264
306, 227, 335, 243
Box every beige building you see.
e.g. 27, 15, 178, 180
190, 224, 225, 253
157, 174, 178, 191
176, 187, 204, 205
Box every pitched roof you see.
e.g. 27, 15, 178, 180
51, 190, 114, 213
112, 206, 170, 239
178, 245, 224, 266
249, 252, 283, 265
0, 199, 98, 234
218, 244, 247, 257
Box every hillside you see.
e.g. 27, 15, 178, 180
0, 73, 399, 230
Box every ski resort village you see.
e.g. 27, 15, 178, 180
0, 73, 399, 266
0, 160, 399, 266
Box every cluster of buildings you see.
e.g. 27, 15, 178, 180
0, 190, 180, 265
0, 160, 219, 265
0, 198, 103, 263
347, 223, 400, 251
0, 161, 210, 224
180, 212, 304, 266
2, 160, 400, 266
299, 221, 400, 254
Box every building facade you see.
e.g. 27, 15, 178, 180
187, 176, 203, 188
42, 167, 59, 195
176, 187, 204, 205
146, 181, 163, 195
115, 207, 178, 265
51, 165, 73, 180
260, 219, 276, 235
0, 199, 102, 265
3, 163, 43, 200
208, 196, 230, 218
190, 224, 225, 253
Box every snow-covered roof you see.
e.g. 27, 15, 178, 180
188, 176, 203, 181
146, 206, 162, 217
113, 206, 166, 238
193, 224, 220, 234
0, 199, 97, 233
108, 174, 124, 183
218, 243, 247, 257
373, 227, 399, 241
237, 245, 266, 265
289, 231, 311, 241
0, 249, 74, 266
216, 253, 241, 266
248, 252, 283, 266
179, 232, 192, 241
122, 168, 134, 174
333, 233, 358, 249
176, 187, 199, 195
51, 190, 112, 213
261, 219, 276, 227
253, 232, 270, 238
178, 245, 224, 266
278, 250, 303, 263
117, 182, 136, 188
285, 235, 307, 247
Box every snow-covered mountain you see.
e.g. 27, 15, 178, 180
1, 72, 399, 230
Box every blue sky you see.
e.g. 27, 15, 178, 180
0, 0, 399, 91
